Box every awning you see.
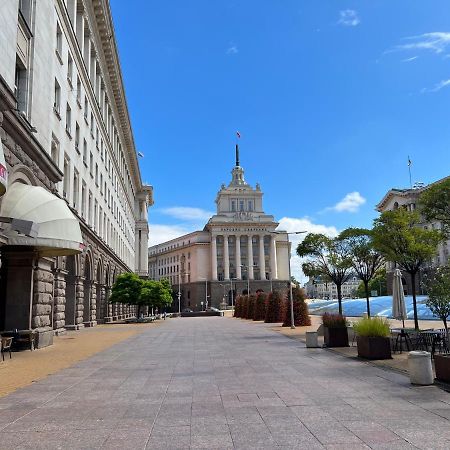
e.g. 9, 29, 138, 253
0, 183, 83, 256
0, 138, 8, 196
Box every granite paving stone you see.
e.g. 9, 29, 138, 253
1, 317, 450, 449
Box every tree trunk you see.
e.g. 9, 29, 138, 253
364, 280, 371, 318
337, 284, 343, 315
410, 271, 419, 330
136, 304, 141, 319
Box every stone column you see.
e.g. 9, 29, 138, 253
270, 236, 278, 280
235, 235, 242, 279
75, 277, 85, 327
211, 235, 218, 280
53, 268, 68, 334
98, 284, 106, 323
223, 234, 230, 280
104, 286, 113, 322
259, 235, 266, 280
32, 258, 55, 347
89, 281, 97, 326
247, 236, 254, 280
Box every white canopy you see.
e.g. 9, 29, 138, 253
0, 183, 82, 256
0, 138, 8, 196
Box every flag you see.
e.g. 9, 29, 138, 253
408, 156, 412, 167
236, 131, 241, 138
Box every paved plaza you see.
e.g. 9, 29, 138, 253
1, 318, 450, 449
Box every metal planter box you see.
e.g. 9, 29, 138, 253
324, 327, 349, 347
356, 336, 392, 360
434, 354, 450, 382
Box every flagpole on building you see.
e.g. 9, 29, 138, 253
408, 156, 412, 189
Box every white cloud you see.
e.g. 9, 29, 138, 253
338, 10, 360, 27
148, 224, 198, 247
401, 56, 418, 63
159, 206, 214, 221
277, 217, 339, 284
421, 78, 450, 93
392, 32, 450, 54
327, 192, 366, 213
226, 45, 238, 55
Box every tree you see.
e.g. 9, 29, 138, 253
109, 272, 143, 314
297, 233, 353, 315
139, 279, 173, 316
419, 178, 450, 234
265, 290, 285, 323
253, 292, 267, 321
355, 268, 387, 298
338, 228, 384, 317
423, 265, 450, 331
372, 208, 443, 330
282, 287, 311, 327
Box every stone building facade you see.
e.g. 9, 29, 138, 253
376, 178, 450, 295
148, 146, 290, 310
0, 0, 152, 347
304, 276, 361, 300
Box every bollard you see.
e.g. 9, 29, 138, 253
306, 331, 320, 348
408, 351, 434, 385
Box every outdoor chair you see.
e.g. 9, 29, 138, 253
416, 331, 446, 358
1, 337, 13, 361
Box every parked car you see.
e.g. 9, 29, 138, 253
182, 308, 193, 313
206, 307, 220, 312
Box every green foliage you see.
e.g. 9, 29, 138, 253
322, 312, 347, 328
265, 290, 285, 323
109, 272, 142, 305
355, 268, 387, 298
282, 287, 311, 327
419, 178, 450, 235
338, 228, 384, 317
423, 265, 450, 330
139, 279, 173, 311
372, 208, 444, 329
372, 209, 443, 273
353, 317, 391, 337
253, 292, 267, 321
234, 296, 243, 318
297, 233, 353, 314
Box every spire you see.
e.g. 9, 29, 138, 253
235, 144, 240, 167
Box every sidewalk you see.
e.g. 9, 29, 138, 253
0, 322, 159, 398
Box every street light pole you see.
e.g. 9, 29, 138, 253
270, 230, 307, 329
177, 273, 181, 316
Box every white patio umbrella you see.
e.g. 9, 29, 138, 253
392, 268, 407, 328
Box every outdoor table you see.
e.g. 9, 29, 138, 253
391, 328, 416, 353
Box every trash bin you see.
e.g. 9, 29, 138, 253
306, 331, 319, 348
408, 351, 434, 385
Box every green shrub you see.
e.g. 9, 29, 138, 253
253, 292, 267, 321
283, 287, 311, 327
265, 290, 285, 323
322, 312, 347, 328
353, 316, 390, 337
246, 294, 256, 320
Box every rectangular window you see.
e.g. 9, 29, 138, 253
88, 191, 92, 225
56, 23, 62, 61
73, 170, 79, 209
53, 79, 60, 116
231, 200, 236, 212
63, 155, 70, 199
248, 200, 253, 211
83, 139, 87, 165
84, 97, 88, 121
50, 135, 59, 167
15, 59, 29, 116
89, 151, 93, 176
95, 163, 98, 185
81, 181, 86, 218
90, 113, 94, 135
67, 53, 73, 85
76, 77, 81, 105
239, 200, 244, 211
65, 103, 71, 136
74, 123, 79, 152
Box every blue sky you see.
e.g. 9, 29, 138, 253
110, 0, 450, 279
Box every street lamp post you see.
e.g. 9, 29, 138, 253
230, 278, 238, 312
199, 277, 208, 310
270, 230, 307, 329
240, 264, 257, 296
177, 272, 189, 316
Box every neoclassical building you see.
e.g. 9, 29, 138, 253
376, 177, 450, 295
149, 146, 290, 310
0, 0, 152, 347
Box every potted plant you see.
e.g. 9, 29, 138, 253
322, 313, 349, 347
353, 317, 392, 360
